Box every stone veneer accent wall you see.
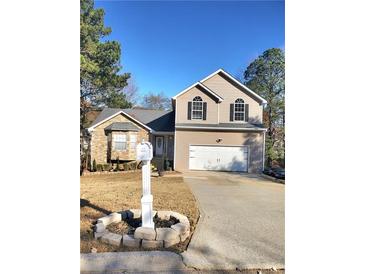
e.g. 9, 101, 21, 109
90, 114, 149, 164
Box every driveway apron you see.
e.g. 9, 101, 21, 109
181, 171, 285, 270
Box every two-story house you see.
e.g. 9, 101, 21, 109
87, 69, 267, 173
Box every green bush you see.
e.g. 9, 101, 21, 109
115, 157, 121, 171
129, 161, 137, 170
123, 163, 129, 171
87, 156, 92, 171
164, 160, 172, 171
150, 163, 157, 172
103, 163, 111, 171
92, 159, 97, 172
96, 164, 103, 172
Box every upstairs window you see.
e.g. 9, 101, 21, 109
234, 98, 245, 121
113, 134, 126, 151
192, 96, 203, 120
188, 96, 207, 120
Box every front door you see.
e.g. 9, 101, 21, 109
155, 136, 164, 156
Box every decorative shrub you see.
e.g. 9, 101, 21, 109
123, 163, 129, 171
92, 159, 97, 172
96, 164, 103, 172
129, 161, 137, 170
103, 163, 111, 171
164, 160, 171, 171
87, 156, 92, 171
115, 157, 121, 171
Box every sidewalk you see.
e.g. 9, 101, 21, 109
80, 251, 284, 273
80, 251, 186, 273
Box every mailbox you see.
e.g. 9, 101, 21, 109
136, 141, 153, 161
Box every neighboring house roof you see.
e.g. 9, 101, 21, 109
172, 69, 267, 105
88, 107, 174, 133
104, 122, 140, 132
175, 123, 267, 131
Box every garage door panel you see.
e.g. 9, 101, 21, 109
189, 145, 248, 172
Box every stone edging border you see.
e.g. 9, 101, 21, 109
94, 209, 190, 249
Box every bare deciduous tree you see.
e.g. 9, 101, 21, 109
123, 77, 139, 106
142, 91, 171, 110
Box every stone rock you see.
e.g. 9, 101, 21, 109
101, 232, 122, 247
127, 209, 141, 219
134, 227, 156, 240
151, 171, 159, 177
91, 247, 97, 253
181, 218, 190, 225
141, 239, 163, 248
122, 234, 141, 248
180, 230, 190, 242
109, 212, 122, 223
94, 222, 105, 233
164, 237, 180, 248
156, 228, 180, 242
171, 223, 189, 234
170, 212, 190, 225
97, 216, 114, 226
94, 231, 107, 239
157, 210, 172, 220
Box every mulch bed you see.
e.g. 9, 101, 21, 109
106, 216, 179, 235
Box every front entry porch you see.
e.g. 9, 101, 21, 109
151, 133, 174, 171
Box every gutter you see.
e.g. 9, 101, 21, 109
175, 126, 267, 131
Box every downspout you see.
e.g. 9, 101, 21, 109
262, 102, 267, 172
217, 101, 220, 124
262, 131, 266, 172
173, 99, 177, 170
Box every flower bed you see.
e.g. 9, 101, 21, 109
94, 209, 191, 249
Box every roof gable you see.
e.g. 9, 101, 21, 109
172, 81, 223, 102
172, 69, 267, 105
87, 108, 152, 132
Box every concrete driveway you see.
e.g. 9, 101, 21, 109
182, 171, 284, 270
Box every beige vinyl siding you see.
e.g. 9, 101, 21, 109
175, 86, 218, 124
202, 73, 263, 124
174, 129, 264, 173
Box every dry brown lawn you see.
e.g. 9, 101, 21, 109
80, 172, 199, 253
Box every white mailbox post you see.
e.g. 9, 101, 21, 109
136, 141, 154, 229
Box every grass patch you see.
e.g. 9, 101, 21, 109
80, 172, 199, 253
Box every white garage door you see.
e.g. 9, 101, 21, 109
189, 145, 248, 172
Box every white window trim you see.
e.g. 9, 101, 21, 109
233, 99, 245, 122
113, 134, 127, 151
191, 97, 203, 120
